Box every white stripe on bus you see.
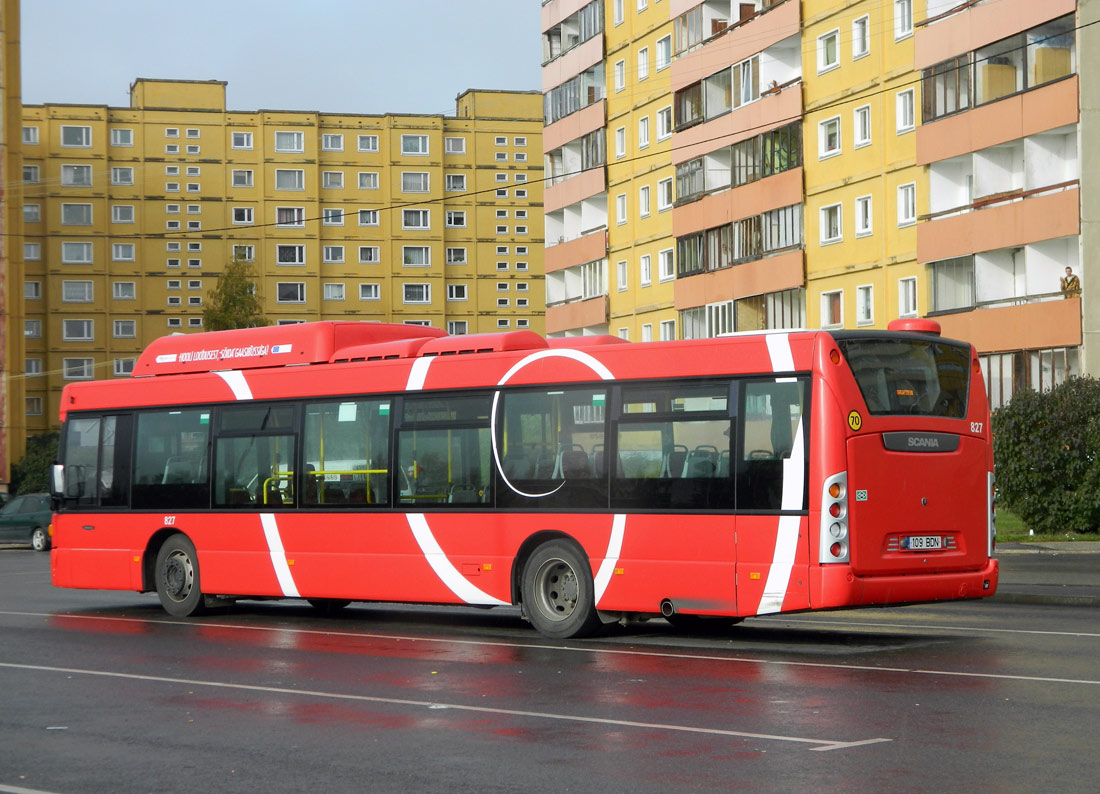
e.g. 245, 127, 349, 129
593, 513, 626, 606
406, 513, 508, 606
260, 513, 300, 598
214, 370, 253, 400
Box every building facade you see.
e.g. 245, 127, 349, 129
21, 80, 544, 432
1, 0, 25, 491
542, 0, 1092, 412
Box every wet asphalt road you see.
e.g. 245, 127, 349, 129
2, 548, 1098, 794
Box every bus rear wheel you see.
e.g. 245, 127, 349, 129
155, 535, 206, 617
522, 540, 602, 639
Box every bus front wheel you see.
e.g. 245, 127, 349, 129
155, 535, 207, 617
521, 540, 603, 639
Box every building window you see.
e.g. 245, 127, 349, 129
233, 245, 255, 262
657, 35, 672, 70
896, 89, 915, 133
359, 283, 380, 301
111, 167, 134, 185
186, 166, 200, 177
25, 243, 42, 261
852, 16, 870, 59
820, 203, 842, 244
165, 128, 180, 138
445, 173, 466, 192
322, 171, 344, 189
62, 281, 94, 303
188, 296, 202, 307
323, 283, 346, 301
638, 116, 650, 149
447, 321, 468, 335
25, 320, 42, 339
22, 126, 39, 145
63, 358, 95, 380
113, 320, 136, 338
62, 241, 94, 263
165, 145, 179, 154
165, 182, 180, 193
638, 185, 650, 218
187, 242, 202, 252
895, 0, 913, 40
658, 248, 675, 282
899, 277, 918, 317
403, 283, 431, 304
112, 243, 135, 261
855, 195, 873, 237
275, 131, 305, 152
61, 165, 92, 187
322, 208, 344, 226
446, 211, 466, 227
444, 137, 466, 154
897, 182, 917, 226
614, 0, 624, 25
25, 281, 42, 300
167, 318, 182, 329
401, 135, 429, 156
232, 169, 254, 187
821, 290, 843, 328
358, 172, 379, 190
446, 284, 467, 301
189, 318, 203, 328
617, 260, 628, 291
61, 203, 92, 225
402, 246, 430, 266
639, 254, 652, 287
358, 134, 379, 152
497, 319, 511, 329
114, 359, 136, 377
446, 247, 467, 264
323, 245, 345, 263
359, 246, 380, 264
615, 126, 626, 159
276, 282, 306, 303
233, 207, 254, 224
63, 319, 94, 340
359, 210, 379, 226
23, 165, 40, 184
231, 131, 253, 149
24, 204, 41, 223
615, 60, 626, 92
854, 105, 871, 148
276, 245, 306, 265
275, 169, 305, 190
61, 125, 92, 147
819, 116, 841, 158
638, 47, 649, 81
402, 172, 430, 192
321, 133, 343, 151
856, 285, 874, 326
403, 209, 430, 229
818, 29, 840, 73
616, 193, 627, 225
185, 145, 200, 155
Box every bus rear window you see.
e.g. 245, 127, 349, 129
837, 337, 970, 418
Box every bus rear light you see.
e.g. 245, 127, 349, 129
820, 472, 850, 564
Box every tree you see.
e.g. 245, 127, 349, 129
993, 376, 1100, 534
10, 433, 60, 495
204, 256, 269, 331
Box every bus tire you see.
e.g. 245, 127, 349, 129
30, 526, 50, 552
521, 540, 603, 639
155, 534, 206, 617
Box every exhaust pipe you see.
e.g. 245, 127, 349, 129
660, 599, 676, 617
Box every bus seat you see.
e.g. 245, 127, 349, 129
561, 449, 592, 479
162, 457, 194, 484
503, 452, 534, 479
718, 449, 731, 478
448, 483, 480, 503
663, 445, 688, 478
323, 485, 347, 504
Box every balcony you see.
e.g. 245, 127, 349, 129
545, 166, 606, 214
544, 100, 606, 154
546, 295, 609, 335
545, 228, 607, 274
674, 167, 801, 237
935, 296, 1081, 354
674, 78, 801, 165
674, 249, 802, 310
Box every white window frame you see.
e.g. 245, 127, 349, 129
899, 276, 918, 318
657, 106, 673, 141
111, 167, 134, 186
445, 173, 467, 192
276, 244, 306, 266
275, 131, 305, 153
403, 209, 430, 230
323, 245, 345, 263
359, 209, 379, 226
446, 247, 467, 265
358, 134, 379, 152
638, 116, 650, 149
322, 171, 345, 190
895, 0, 914, 40
897, 182, 917, 227
656, 35, 672, 71
231, 131, 254, 150
446, 284, 468, 302
113, 319, 136, 338
232, 169, 254, 187
446, 210, 467, 228
276, 282, 306, 304
821, 290, 844, 329
856, 284, 874, 326
638, 47, 649, 81
852, 16, 870, 60
444, 137, 466, 155
853, 105, 871, 148
359, 283, 381, 301
402, 283, 431, 304
817, 29, 840, 74
616, 194, 627, 226
322, 207, 344, 226
820, 203, 843, 244
614, 60, 626, 92
639, 254, 652, 287
60, 125, 92, 148
275, 169, 305, 191
617, 260, 628, 291
62, 281, 94, 303
402, 171, 430, 193
358, 172, 379, 190
112, 243, 135, 261
62, 319, 94, 341
402, 246, 431, 267
359, 246, 381, 264
638, 185, 651, 218
401, 135, 429, 156
63, 358, 95, 380
855, 194, 873, 237
896, 89, 915, 134
321, 133, 344, 151
323, 283, 346, 301
819, 116, 841, 159
232, 207, 254, 225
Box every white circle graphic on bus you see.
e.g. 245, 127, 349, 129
490, 349, 615, 498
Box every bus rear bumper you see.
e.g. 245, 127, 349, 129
813, 557, 999, 608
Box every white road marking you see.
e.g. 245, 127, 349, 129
0, 660, 888, 752
0, 786, 69, 794
752, 615, 1100, 639
2, 610, 1097, 685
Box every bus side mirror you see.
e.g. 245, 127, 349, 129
50, 464, 66, 498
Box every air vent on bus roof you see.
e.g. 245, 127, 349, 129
133, 321, 446, 376
417, 331, 548, 357
331, 337, 437, 363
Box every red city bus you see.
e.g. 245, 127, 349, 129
50, 320, 997, 638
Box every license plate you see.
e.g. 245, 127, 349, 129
903, 535, 942, 550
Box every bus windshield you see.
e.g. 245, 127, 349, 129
836, 335, 970, 418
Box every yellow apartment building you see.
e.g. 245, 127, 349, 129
605, 0, 677, 342
21, 79, 544, 433
802, 0, 924, 330
1, 0, 25, 490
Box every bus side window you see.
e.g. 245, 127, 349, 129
495, 388, 608, 510
737, 380, 808, 511
398, 394, 492, 508
302, 400, 392, 508
61, 414, 132, 508
131, 409, 211, 510
212, 405, 297, 510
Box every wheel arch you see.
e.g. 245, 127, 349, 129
142, 528, 188, 592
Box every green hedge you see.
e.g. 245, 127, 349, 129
992, 377, 1100, 535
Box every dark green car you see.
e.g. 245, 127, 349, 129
0, 493, 53, 551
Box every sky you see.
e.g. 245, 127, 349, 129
21, 0, 543, 116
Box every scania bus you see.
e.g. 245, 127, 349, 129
50, 320, 997, 638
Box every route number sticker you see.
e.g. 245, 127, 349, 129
848, 410, 862, 431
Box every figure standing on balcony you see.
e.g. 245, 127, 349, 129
1061, 266, 1081, 297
